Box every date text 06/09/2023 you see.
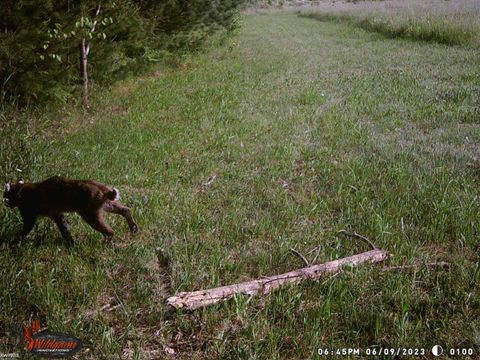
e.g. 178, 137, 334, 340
317, 347, 476, 357
317, 348, 426, 357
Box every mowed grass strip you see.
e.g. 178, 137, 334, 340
1, 9, 479, 359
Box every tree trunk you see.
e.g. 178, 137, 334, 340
167, 249, 389, 311
81, 38, 89, 110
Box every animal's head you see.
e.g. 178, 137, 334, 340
3, 180, 25, 208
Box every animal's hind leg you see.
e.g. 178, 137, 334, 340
80, 210, 114, 237
103, 201, 138, 234
51, 214, 74, 245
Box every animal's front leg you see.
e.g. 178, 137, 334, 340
20, 213, 37, 241
51, 214, 74, 245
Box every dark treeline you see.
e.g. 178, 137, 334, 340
0, 0, 244, 106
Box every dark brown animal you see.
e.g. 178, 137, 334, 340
3, 176, 138, 244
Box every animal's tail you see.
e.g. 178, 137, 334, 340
105, 187, 120, 201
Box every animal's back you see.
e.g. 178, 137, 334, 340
25, 177, 112, 215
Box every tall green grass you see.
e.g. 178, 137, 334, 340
300, 4, 480, 47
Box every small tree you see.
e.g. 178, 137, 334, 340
80, 4, 103, 110
43, 3, 113, 109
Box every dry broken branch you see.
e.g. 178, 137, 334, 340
289, 248, 310, 266
382, 261, 449, 272
203, 174, 217, 187
167, 249, 389, 311
338, 229, 378, 250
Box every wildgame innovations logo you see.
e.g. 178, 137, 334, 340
13, 319, 82, 358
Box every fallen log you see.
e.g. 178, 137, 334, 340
167, 249, 389, 311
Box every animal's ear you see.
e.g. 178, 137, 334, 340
5, 183, 11, 192
18, 179, 24, 185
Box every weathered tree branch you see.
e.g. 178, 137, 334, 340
382, 261, 449, 272
167, 249, 389, 311
338, 229, 378, 250
289, 248, 310, 266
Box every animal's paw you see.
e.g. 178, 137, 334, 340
130, 224, 138, 234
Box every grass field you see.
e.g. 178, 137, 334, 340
299, 0, 480, 47
1, 3, 480, 359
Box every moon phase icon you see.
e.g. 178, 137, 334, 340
432, 345, 443, 356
